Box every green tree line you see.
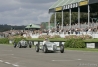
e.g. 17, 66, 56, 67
0, 24, 25, 32
50, 12, 98, 26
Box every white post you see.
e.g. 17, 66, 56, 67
88, 2, 90, 28
62, 10, 64, 30
49, 13, 51, 33
69, 8, 71, 29
54, 12, 57, 29
78, 6, 80, 28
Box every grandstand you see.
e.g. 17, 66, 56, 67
24, 0, 98, 38
48, 0, 98, 29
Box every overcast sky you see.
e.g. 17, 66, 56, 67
0, 0, 56, 25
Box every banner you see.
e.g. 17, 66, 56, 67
63, 3, 78, 10
63, 4, 70, 10
70, 3, 78, 8
79, 1, 88, 6
55, 7, 62, 11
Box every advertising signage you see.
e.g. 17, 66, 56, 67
63, 4, 70, 10
89, 0, 98, 4
79, 1, 88, 6
55, 7, 62, 11
63, 3, 78, 10
70, 3, 78, 8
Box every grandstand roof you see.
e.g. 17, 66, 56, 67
25, 24, 40, 29
49, 0, 84, 9
49, 0, 98, 13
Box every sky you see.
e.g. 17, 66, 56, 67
0, 0, 56, 26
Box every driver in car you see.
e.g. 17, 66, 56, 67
43, 38, 49, 45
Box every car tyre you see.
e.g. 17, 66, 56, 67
29, 45, 32, 48
43, 45, 47, 53
35, 44, 39, 52
29, 41, 32, 48
60, 45, 64, 53
18, 43, 22, 48
14, 42, 17, 48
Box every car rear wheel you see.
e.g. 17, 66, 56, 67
35, 44, 39, 52
29, 45, 32, 48
18, 43, 22, 48
28, 41, 32, 48
43, 45, 47, 53
60, 45, 64, 53
14, 42, 17, 48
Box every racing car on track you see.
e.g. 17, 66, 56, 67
14, 40, 32, 48
35, 41, 64, 53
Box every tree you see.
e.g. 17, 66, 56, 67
50, 12, 89, 26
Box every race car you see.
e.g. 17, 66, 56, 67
14, 40, 32, 48
35, 41, 64, 53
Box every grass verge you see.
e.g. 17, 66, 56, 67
65, 48, 98, 52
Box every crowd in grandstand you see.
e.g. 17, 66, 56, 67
1, 22, 98, 38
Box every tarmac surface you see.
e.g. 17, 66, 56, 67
0, 44, 98, 67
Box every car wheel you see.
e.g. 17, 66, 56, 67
18, 43, 22, 48
43, 45, 47, 53
29, 45, 32, 48
14, 42, 17, 48
35, 44, 39, 52
60, 45, 64, 53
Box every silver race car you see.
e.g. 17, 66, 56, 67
14, 40, 32, 48
35, 42, 64, 53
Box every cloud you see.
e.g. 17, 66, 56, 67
18, 0, 56, 4
0, 0, 56, 25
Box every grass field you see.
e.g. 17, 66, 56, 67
65, 48, 98, 52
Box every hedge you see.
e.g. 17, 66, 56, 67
0, 38, 9, 44
64, 38, 86, 48
13, 38, 26, 43
0, 37, 27, 44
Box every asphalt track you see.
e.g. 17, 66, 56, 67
0, 44, 98, 67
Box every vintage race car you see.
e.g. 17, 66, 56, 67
35, 42, 64, 53
14, 40, 32, 48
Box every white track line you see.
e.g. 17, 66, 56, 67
4, 62, 11, 64
0, 60, 3, 62
52, 59, 82, 62
76, 59, 82, 61
12, 64, 19, 67
52, 60, 74, 61
0, 60, 19, 67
